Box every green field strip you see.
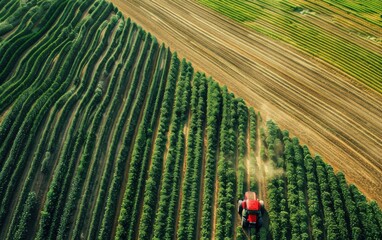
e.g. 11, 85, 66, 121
1, 0, 93, 115
326, 164, 349, 239
293, 0, 380, 36
303, 147, 325, 240
0, 0, 89, 96
0, 1, 75, 160
235, 99, 248, 240
87, 28, 148, 239
193, 77, 207, 240
0, 0, 68, 83
0, 0, 22, 23
0, 37, 70, 163
0, 11, 100, 212
32, 4, 117, 238
4, 84, 76, 239
284, 137, 310, 239
136, 54, 181, 240
0, 1, 35, 36
268, 178, 290, 239
236, 100, 248, 199
56, 17, 127, 240
97, 34, 159, 240
322, 0, 382, 27
0, 38, 69, 114
265, 121, 382, 239
151, 60, 193, 240
36, 38, 112, 240
349, 179, 381, 238
248, 108, 258, 192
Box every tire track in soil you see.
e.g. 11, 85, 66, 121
211, 136, 220, 239
255, 117, 270, 240
246, 115, 252, 193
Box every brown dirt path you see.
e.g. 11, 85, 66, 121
111, 0, 382, 205
255, 124, 267, 205
246, 113, 252, 192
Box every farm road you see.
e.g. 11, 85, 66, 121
111, 0, 382, 205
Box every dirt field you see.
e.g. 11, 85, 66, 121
111, 0, 382, 205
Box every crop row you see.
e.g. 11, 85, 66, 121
216, 87, 238, 239
265, 120, 382, 239
147, 59, 192, 240
134, 53, 180, 239
200, 79, 221, 239
176, 72, 207, 240
97, 32, 160, 240
115, 45, 171, 240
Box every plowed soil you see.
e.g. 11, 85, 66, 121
111, 0, 382, 205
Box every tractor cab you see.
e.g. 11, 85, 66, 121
238, 191, 264, 230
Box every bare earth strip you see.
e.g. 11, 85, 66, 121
110, 0, 382, 205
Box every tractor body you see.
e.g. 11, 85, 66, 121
238, 191, 264, 230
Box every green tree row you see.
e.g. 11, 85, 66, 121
200, 79, 221, 239
134, 52, 180, 240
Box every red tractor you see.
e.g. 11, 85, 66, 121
238, 191, 264, 231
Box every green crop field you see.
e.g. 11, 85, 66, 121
0, 0, 381, 239
198, 0, 382, 93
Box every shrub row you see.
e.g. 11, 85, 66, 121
135, 53, 180, 239
112, 37, 168, 239
34, 7, 117, 238
86, 24, 145, 240
71, 18, 134, 240
117, 45, 171, 239
177, 72, 202, 240
148, 59, 192, 240
216, 87, 237, 239
200, 79, 221, 239
97, 33, 158, 240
